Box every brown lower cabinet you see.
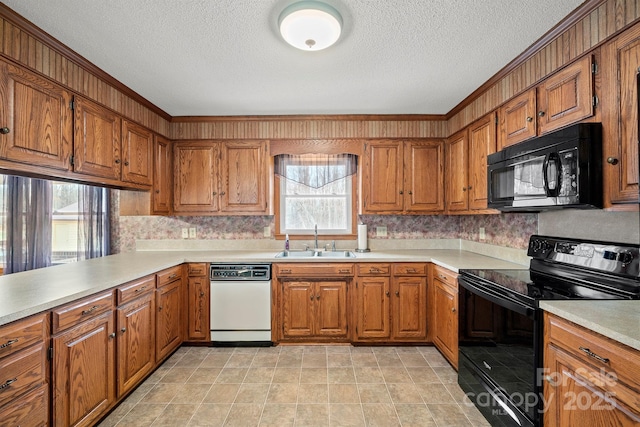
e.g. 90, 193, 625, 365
155, 266, 183, 362
543, 312, 640, 426
185, 263, 210, 342
431, 265, 459, 369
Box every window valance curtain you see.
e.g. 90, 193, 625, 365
274, 153, 357, 189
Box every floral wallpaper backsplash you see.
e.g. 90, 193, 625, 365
112, 192, 538, 253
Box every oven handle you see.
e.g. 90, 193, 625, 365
474, 372, 526, 427
458, 277, 535, 318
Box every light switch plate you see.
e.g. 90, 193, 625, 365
479, 227, 486, 240
376, 226, 388, 237
189, 227, 196, 238
181, 228, 189, 239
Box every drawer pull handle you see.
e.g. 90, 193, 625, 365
0, 339, 18, 349
439, 274, 448, 281
579, 347, 609, 364
281, 269, 292, 274
135, 286, 148, 293
168, 274, 178, 280
0, 378, 17, 389
339, 269, 351, 274
407, 268, 416, 273
81, 305, 100, 315
370, 268, 380, 273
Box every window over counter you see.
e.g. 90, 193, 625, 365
275, 153, 357, 238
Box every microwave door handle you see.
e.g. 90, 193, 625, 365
544, 152, 561, 197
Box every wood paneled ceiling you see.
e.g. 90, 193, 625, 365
2, 0, 585, 117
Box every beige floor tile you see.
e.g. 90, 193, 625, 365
303, 346, 328, 354
329, 403, 365, 426
144, 366, 169, 383
423, 352, 451, 368
415, 383, 457, 404
328, 367, 356, 384
394, 404, 437, 426
298, 383, 329, 403
445, 383, 470, 403
215, 368, 248, 383
395, 347, 420, 354
416, 346, 441, 355
225, 353, 255, 368
398, 354, 430, 367
374, 353, 402, 366
300, 368, 328, 383
174, 353, 208, 368
266, 383, 299, 404
387, 383, 424, 404
187, 367, 222, 384
327, 353, 352, 367
357, 383, 391, 404
188, 404, 231, 426
326, 345, 351, 353
159, 367, 196, 384
97, 402, 134, 427
350, 353, 377, 367
277, 353, 303, 367
245, 367, 275, 383
432, 366, 458, 384
380, 367, 412, 383
123, 383, 154, 405
427, 404, 473, 427
295, 404, 329, 426
302, 353, 328, 368
459, 401, 492, 426
257, 346, 281, 355
272, 367, 301, 383
153, 403, 199, 426
350, 346, 374, 354
224, 403, 263, 426
361, 403, 400, 426
329, 384, 360, 404
259, 404, 296, 426
140, 383, 180, 403
201, 354, 232, 368
405, 367, 441, 383
115, 403, 165, 427
233, 347, 259, 355
203, 383, 241, 404
252, 354, 279, 367
235, 383, 270, 403
171, 383, 212, 404
353, 367, 384, 383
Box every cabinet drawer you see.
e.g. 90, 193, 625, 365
276, 263, 354, 277
188, 263, 208, 276
0, 313, 47, 359
52, 291, 114, 333
0, 342, 46, 408
117, 275, 155, 305
0, 384, 48, 427
156, 265, 182, 286
356, 264, 390, 276
433, 265, 458, 287
393, 263, 427, 276
546, 314, 640, 390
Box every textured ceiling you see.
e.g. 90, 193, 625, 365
3, 0, 585, 116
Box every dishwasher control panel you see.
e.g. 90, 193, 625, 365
210, 264, 271, 281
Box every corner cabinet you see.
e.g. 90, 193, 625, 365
274, 263, 353, 343
431, 265, 459, 369
543, 313, 640, 426
362, 139, 444, 214
152, 135, 173, 215
173, 140, 269, 215
601, 22, 640, 208
0, 58, 72, 171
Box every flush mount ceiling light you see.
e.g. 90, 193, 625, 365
278, 1, 343, 51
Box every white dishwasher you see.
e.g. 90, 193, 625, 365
209, 264, 272, 344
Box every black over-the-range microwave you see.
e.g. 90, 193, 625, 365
487, 122, 603, 211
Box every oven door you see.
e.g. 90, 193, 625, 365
458, 275, 540, 427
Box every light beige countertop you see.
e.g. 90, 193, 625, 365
0, 248, 527, 326
540, 300, 640, 352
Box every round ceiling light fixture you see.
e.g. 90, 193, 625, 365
278, 1, 343, 51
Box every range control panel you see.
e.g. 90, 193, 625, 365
210, 264, 271, 281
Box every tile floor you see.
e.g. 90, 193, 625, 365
98, 345, 491, 427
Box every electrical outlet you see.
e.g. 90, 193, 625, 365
181, 228, 189, 239
479, 227, 486, 240
376, 226, 387, 237
263, 226, 271, 237
189, 227, 196, 238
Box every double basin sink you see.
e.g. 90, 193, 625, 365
275, 250, 356, 259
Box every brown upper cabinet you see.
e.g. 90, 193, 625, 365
173, 140, 269, 215
498, 54, 595, 150
362, 139, 444, 214
601, 22, 640, 207
121, 120, 153, 186
0, 59, 73, 171
152, 135, 173, 215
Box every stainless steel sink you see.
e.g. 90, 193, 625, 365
275, 250, 356, 258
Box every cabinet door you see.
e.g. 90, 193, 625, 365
187, 276, 210, 341
219, 140, 268, 213
445, 130, 468, 212
537, 55, 594, 135
602, 26, 640, 205
392, 276, 427, 340
121, 120, 153, 186
116, 293, 155, 397
498, 89, 537, 150
315, 281, 348, 338
73, 96, 121, 180
0, 60, 72, 171
281, 281, 314, 338
404, 140, 445, 213
52, 311, 115, 427
156, 279, 182, 362
355, 276, 390, 340
433, 280, 458, 367
152, 136, 172, 215
362, 140, 404, 213
468, 113, 497, 211
173, 141, 218, 213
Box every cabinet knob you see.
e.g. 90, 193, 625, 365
316, 295, 321, 300
310, 295, 314, 301
155, 190, 160, 194
109, 332, 116, 339
121, 327, 127, 333
395, 291, 399, 297
462, 187, 466, 192
115, 159, 120, 164
538, 111, 546, 117
220, 191, 226, 196
0, 127, 10, 134
385, 291, 390, 297
468, 186, 472, 190
526, 116, 533, 122
408, 191, 412, 195
399, 190, 403, 195
451, 307, 456, 313
212, 192, 218, 196
124, 161, 130, 166
158, 306, 163, 311
606, 157, 619, 165
544, 375, 558, 387
200, 291, 205, 297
